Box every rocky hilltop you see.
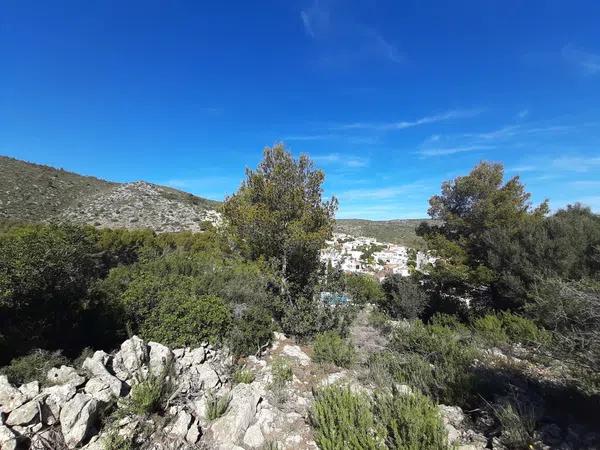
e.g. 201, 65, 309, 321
0, 156, 220, 231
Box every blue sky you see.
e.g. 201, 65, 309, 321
1, 0, 599, 219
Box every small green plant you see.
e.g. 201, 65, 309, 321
1, 349, 68, 385
206, 392, 232, 420
313, 331, 356, 368
103, 431, 133, 450
270, 357, 293, 385
260, 441, 281, 450
368, 308, 393, 334
499, 312, 551, 347
494, 399, 536, 449
310, 386, 381, 450
126, 369, 172, 416
232, 367, 255, 384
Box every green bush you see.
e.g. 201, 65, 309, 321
380, 274, 427, 320
310, 386, 381, 450
139, 293, 232, 348
374, 389, 450, 450
127, 371, 172, 416
1, 349, 69, 385
390, 321, 478, 405
206, 392, 232, 420
228, 306, 274, 356
499, 312, 550, 347
281, 297, 356, 340
103, 431, 133, 450
344, 273, 385, 304
232, 367, 255, 384
494, 399, 536, 449
473, 315, 508, 347
313, 332, 356, 368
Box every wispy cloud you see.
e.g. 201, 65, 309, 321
300, 0, 402, 65
339, 181, 429, 200
550, 156, 600, 172
517, 109, 529, 120
313, 152, 369, 168
417, 145, 493, 157
337, 109, 482, 131
284, 134, 337, 141
562, 45, 600, 76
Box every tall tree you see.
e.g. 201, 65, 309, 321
418, 162, 548, 310
223, 144, 338, 300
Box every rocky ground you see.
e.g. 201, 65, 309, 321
0, 327, 491, 450
58, 182, 221, 233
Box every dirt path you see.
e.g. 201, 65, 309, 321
349, 304, 388, 363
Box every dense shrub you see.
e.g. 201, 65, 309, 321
313, 331, 356, 368
374, 389, 450, 450
0, 225, 103, 362
380, 274, 427, 319
390, 321, 478, 405
281, 297, 356, 340
473, 315, 508, 347
368, 308, 393, 334
228, 305, 274, 357
1, 349, 69, 385
344, 273, 384, 304
139, 293, 231, 347
310, 386, 380, 450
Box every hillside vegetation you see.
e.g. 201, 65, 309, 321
335, 218, 439, 248
0, 156, 220, 231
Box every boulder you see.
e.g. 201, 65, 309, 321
148, 341, 174, 376
60, 393, 98, 448
84, 377, 115, 403
210, 383, 261, 445
0, 425, 18, 450
168, 410, 192, 439
18, 381, 40, 400
83, 351, 123, 397
42, 383, 77, 425
6, 399, 40, 426
112, 336, 147, 381
186, 419, 202, 444
243, 423, 265, 448
47, 365, 86, 387
0, 375, 26, 414
281, 345, 311, 366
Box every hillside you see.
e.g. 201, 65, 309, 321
0, 156, 220, 231
334, 218, 438, 248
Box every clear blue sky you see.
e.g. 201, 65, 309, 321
1, 1, 599, 219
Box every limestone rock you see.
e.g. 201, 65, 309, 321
6, 399, 40, 426
210, 383, 261, 445
243, 423, 265, 448
85, 377, 115, 403
47, 365, 86, 387
18, 381, 40, 400
281, 345, 311, 366
0, 375, 26, 414
168, 410, 192, 439
149, 341, 174, 376
0, 425, 18, 450
186, 419, 201, 444
42, 383, 77, 425
83, 351, 123, 397
60, 393, 98, 448
112, 336, 147, 381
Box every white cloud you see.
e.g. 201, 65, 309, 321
517, 109, 529, 119
562, 45, 600, 76
313, 152, 369, 168
418, 145, 493, 157
337, 109, 482, 131
550, 156, 600, 172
